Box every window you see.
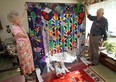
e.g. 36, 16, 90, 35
86, 0, 116, 38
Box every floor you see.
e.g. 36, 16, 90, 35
0, 68, 21, 81
0, 53, 116, 82
0, 62, 116, 82
90, 63, 116, 82
0, 54, 21, 81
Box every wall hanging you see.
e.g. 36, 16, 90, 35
27, 2, 86, 73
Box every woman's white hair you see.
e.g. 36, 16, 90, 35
7, 10, 19, 22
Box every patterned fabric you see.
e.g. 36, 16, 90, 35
27, 2, 86, 55
84, 67, 106, 82
27, 3, 46, 72
48, 13, 85, 55
51, 67, 106, 82
27, 3, 86, 73
11, 25, 35, 75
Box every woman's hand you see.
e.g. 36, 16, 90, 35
20, 2, 27, 25
24, 2, 28, 11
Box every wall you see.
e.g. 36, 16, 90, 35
0, 0, 78, 41
0, 0, 27, 41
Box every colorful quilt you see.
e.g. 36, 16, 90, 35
27, 2, 86, 72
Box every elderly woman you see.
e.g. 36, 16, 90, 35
7, 8, 35, 75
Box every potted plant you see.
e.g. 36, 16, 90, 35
104, 42, 113, 53
104, 41, 116, 57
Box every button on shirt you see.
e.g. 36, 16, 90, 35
88, 14, 108, 41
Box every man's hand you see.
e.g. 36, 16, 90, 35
100, 38, 104, 47
84, 5, 89, 16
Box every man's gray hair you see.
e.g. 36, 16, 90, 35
97, 8, 104, 13
7, 10, 19, 22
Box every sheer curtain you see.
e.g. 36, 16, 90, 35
86, 0, 116, 37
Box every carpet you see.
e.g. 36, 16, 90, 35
50, 67, 106, 82
42, 60, 105, 82
33, 60, 106, 82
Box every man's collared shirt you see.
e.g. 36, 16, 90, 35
88, 14, 108, 41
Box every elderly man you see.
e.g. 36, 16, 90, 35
86, 8, 108, 65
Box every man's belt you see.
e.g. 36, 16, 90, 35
91, 34, 101, 36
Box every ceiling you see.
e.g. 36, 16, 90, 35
79, 0, 107, 6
